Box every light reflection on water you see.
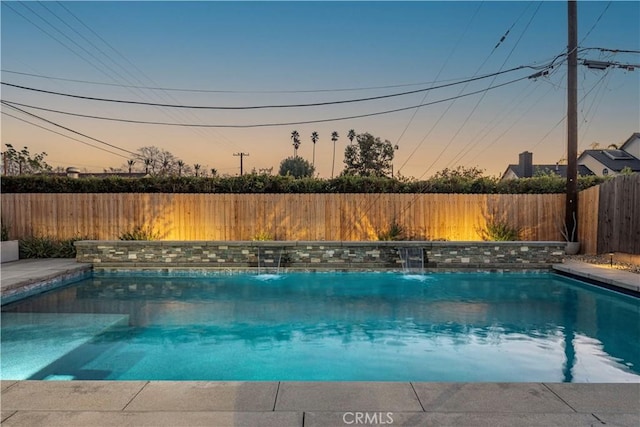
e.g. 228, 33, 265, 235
1, 272, 639, 382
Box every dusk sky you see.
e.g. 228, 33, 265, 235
2, 1, 639, 178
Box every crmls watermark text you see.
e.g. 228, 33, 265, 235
342, 412, 394, 425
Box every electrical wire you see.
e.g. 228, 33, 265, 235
1, 101, 138, 156
440, 1, 544, 174
1, 110, 130, 159
580, 1, 612, 44
1, 74, 534, 128
1, 69, 481, 94
392, 1, 484, 157
7, 1, 240, 152
51, 1, 241, 151
1, 66, 534, 110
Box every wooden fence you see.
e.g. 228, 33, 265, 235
1, 193, 566, 242
596, 174, 640, 255
577, 184, 599, 255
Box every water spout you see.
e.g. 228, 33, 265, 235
397, 247, 425, 275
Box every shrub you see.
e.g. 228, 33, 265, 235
118, 224, 161, 241
377, 218, 406, 241
18, 235, 87, 258
0, 174, 606, 194
1, 222, 9, 241
477, 214, 522, 241
253, 231, 274, 241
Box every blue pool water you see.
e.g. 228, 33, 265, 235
1, 272, 639, 382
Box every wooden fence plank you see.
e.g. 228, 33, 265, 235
3, 188, 631, 250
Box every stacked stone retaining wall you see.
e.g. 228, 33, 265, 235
75, 241, 566, 271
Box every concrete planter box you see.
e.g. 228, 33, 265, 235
1, 240, 19, 263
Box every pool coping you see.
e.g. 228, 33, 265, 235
1, 259, 639, 426
1, 381, 638, 426
553, 260, 640, 297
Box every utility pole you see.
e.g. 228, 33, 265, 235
566, 0, 578, 242
233, 152, 249, 176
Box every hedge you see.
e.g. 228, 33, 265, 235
0, 174, 606, 194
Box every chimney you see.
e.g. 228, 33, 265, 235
66, 167, 80, 179
519, 151, 533, 178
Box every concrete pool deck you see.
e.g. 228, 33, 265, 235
1, 381, 638, 426
1, 259, 639, 426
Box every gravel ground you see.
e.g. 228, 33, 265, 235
567, 254, 640, 274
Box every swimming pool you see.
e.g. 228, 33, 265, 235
1, 272, 638, 382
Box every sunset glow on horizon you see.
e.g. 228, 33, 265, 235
2, 1, 638, 178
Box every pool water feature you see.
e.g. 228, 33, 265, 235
1, 272, 638, 382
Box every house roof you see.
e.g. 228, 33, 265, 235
503, 164, 594, 179
51, 172, 149, 178
578, 149, 640, 172
620, 132, 640, 150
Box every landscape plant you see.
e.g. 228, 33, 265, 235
1, 174, 606, 194
253, 231, 274, 241
1, 221, 9, 241
118, 224, 161, 241
18, 235, 89, 258
377, 218, 406, 241
477, 212, 522, 241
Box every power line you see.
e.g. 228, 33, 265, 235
0, 65, 540, 110
2, 74, 533, 128
580, 47, 640, 54
1, 69, 481, 94
1, 101, 137, 156
1, 110, 130, 159
441, 1, 544, 173
397, 2, 543, 177
530, 66, 611, 152
52, 1, 241, 152
6, 1, 240, 153
580, 1, 612, 44
392, 1, 484, 158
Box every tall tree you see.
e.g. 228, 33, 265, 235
2, 144, 51, 175
177, 160, 185, 176
127, 159, 135, 174
278, 156, 315, 178
331, 131, 339, 178
291, 130, 301, 158
194, 164, 201, 177
134, 146, 188, 176
311, 131, 319, 166
347, 129, 356, 145
143, 158, 152, 175
343, 132, 397, 177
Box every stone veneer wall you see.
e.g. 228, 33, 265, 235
75, 241, 566, 271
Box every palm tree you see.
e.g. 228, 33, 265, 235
210, 168, 217, 177
177, 160, 185, 176
291, 130, 301, 158
161, 159, 170, 176
127, 159, 135, 174
347, 129, 356, 145
311, 131, 319, 166
331, 131, 339, 178
194, 164, 201, 177
143, 158, 152, 175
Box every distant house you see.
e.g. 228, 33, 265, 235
501, 151, 594, 180
54, 167, 149, 179
577, 133, 640, 177
620, 132, 640, 159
